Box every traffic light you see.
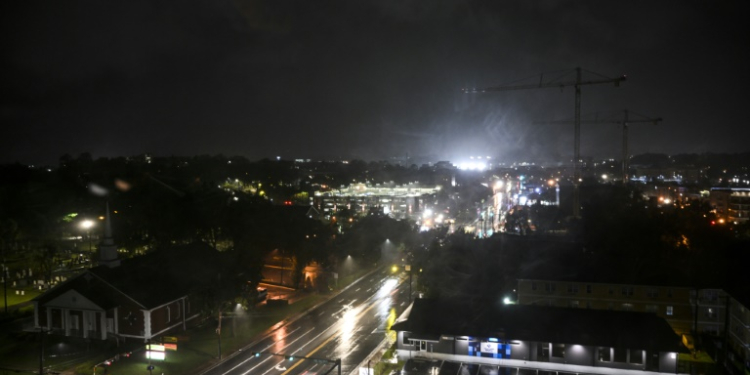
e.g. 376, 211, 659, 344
253, 352, 261, 358
286, 355, 294, 361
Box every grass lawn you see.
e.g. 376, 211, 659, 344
0, 286, 42, 309
0, 330, 120, 374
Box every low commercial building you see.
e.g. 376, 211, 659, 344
312, 182, 440, 221
392, 299, 685, 374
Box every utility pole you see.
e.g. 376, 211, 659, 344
39, 326, 45, 375
147, 338, 152, 375
405, 265, 412, 303
3, 263, 8, 314
465, 67, 626, 218
217, 272, 222, 360
217, 309, 222, 360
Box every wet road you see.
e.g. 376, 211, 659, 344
202, 267, 413, 375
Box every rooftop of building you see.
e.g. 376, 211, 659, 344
392, 298, 686, 353
36, 242, 223, 310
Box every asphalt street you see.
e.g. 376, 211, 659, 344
202, 267, 413, 375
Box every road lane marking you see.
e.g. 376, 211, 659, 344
238, 274, 406, 375
279, 301, 380, 375
223, 327, 312, 375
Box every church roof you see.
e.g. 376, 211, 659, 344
37, 242, 223, 310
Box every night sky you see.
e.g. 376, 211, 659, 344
2, 1, 749, 165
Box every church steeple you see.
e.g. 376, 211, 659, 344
98, 201, 120, 268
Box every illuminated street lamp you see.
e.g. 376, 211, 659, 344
80, 220, 95, 265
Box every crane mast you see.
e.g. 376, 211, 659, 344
539, 110, 661, 184
465, 67, 626, 218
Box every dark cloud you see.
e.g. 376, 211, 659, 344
2, 0, 748, 164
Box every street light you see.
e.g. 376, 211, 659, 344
80, 220, 95, 265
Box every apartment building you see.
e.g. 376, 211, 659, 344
727, 293, 750, 372
518, 279, 728, 337
710, 187, 750, 224
518, 277, 750, 374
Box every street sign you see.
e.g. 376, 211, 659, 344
163, 336, 178, 343
164, 343, 177, 351
146, 351, 165, 360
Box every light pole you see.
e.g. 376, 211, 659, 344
2, 263, 8, 314
405, 265, 412, 303
39, 325, 46, 375
80, 220, 95, 266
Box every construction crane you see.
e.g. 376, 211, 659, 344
464, 67, 626, 218
538, 110, 662, 184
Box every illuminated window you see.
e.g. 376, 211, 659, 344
622, 303, 633, 311
666, 306, 674, 316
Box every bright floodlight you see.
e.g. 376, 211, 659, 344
80, 220, 94, 230
495, 181, 503, 189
